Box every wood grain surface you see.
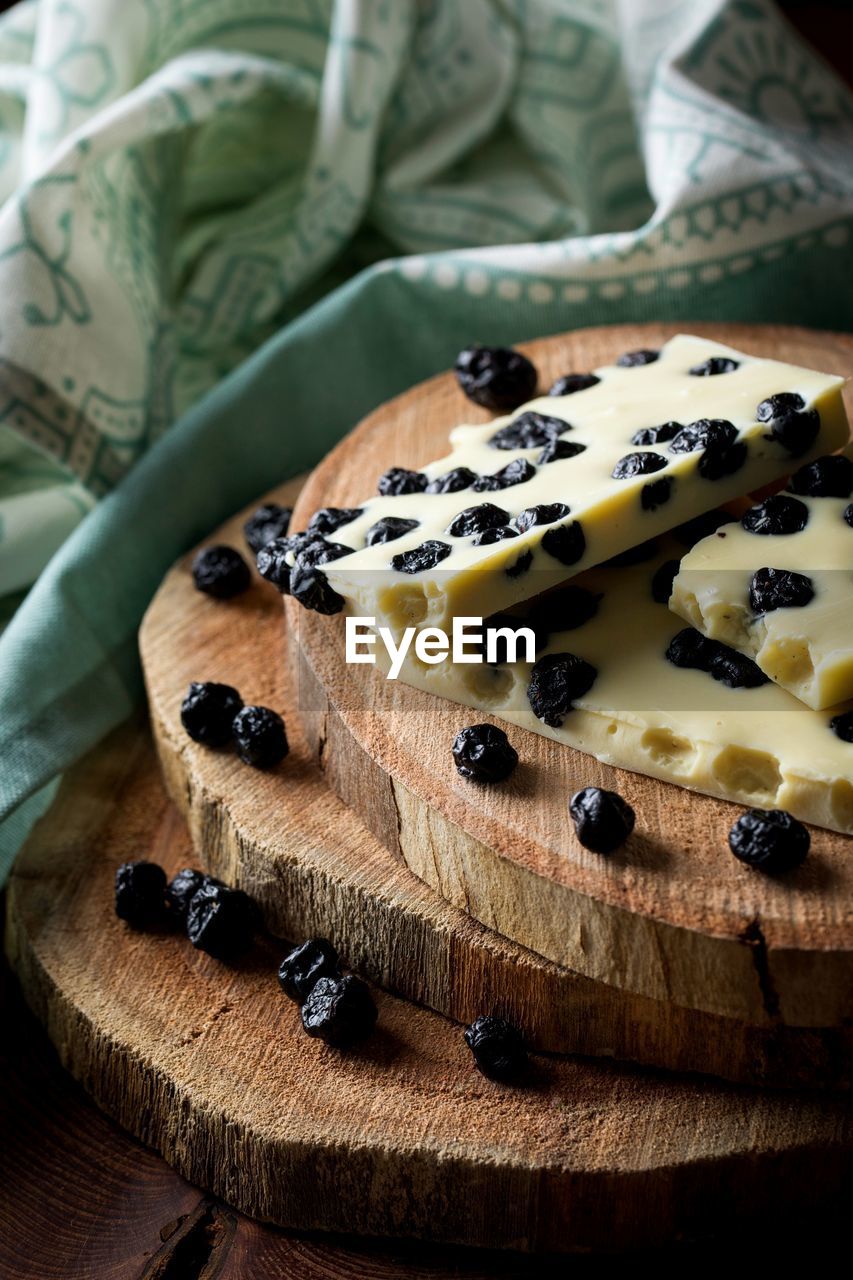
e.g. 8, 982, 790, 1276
141, 475, 850, 1087
5, 725, 853, 1257
288, 322, 853, 1033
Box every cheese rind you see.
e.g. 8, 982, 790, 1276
316, 336, 848, 633
670, 493, 853, 710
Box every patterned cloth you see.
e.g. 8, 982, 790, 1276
0, 0, 851, 878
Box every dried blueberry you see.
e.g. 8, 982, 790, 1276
631, 421, 681, 446
537, 438, 587, 465
665, 627, 716, 673
830, 711, 853, 742
243, 503, 292, 554
641, 477, 673, 511
711, 647, 769, 689
540, 519, 585, 566
115, 860, 167, 928
192, 545, 251, 599
612, 451, 668, 479
669, 418, 745, 480
757, 393, 819, 457
278, 938, 341, 1003
741, 495, 809, 536
232, 705, 289, 768
473, 525, 519, 546
527, 652, 597, 727
489, 411, 567, 451
506, 550, 533, 578
472, 457, 536, 492
617, 348, 659, 367
455, 345, 538, 411
365, 516, 419, 546
673, 509, 736, 547
549, 372, 600, 396
308, 507, 363, 535
788, 455, 853, 499
756, 392, 804, 423
447, 503, 510, 538
256, 533, 324, 593
651, 559, 679, 604
180, 681, 243, 747
452, 724, 519, 784
570, 787, 635, 854
464, 1015, 527, 1081
391, 540, 451, 573
377, 467, 428, 496
513, 502, 571, 532
749, 568, 814, 614
689, 356, 739, 376
186, 882, 256, 960
290, 541, 350, 614
603, 538, 659, 567
530, 585, 600, 637
728, 809, 810, 873
845, 503, 853, 529
166, 868, 222, 925
425, 467, 478, 494
300, 974, 377, 1048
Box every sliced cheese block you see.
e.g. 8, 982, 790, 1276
379, 542, 853, 836
671, 482, 853, 711
308, 336, 848, 633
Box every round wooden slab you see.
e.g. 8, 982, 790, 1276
289, 323, 853, 1033
138, 478, 851, 1087
6, 727, 853, 1253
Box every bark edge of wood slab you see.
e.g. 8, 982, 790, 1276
6, 725, 853, 1254
289, 322, 853, 1032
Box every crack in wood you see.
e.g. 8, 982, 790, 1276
140, 1196, 236, 1279
740, 918, 781, 1021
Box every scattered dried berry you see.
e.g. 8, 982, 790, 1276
756, 392, 819, 456
665, 627, 767, 688
256, 533, 325, 593
689, 356, 739, 376
612, 451, 668, 479
540, 519, 585, 566
741, 495, 809, 536
192, 545, 251, 599
669, 418, 745, 479
115, 861, 167, 928
186, 883, 256, 961
301, 974, 377, 1048
505, 550, 533, 578
617, 348, 659, 367
489, 412, 567, 451
472, 457, 536, 492
631, 421, 681, 446
749, 568, 814, 614
464, 1015, 527, 1081
425, 467, 478, 494
243, 504, 293, 554
391, 540, 451, 573
728, 809, 810, 873
180, 681, 243, 747
448, 503, 510, 538
278, 938, 341, 1003
537, 438, 587, 465
530, 585, 600, 637
166, 868, 222, 925
527, 652, 597, 727
641, 477, 673, 511
651, 559, 679, 604
549, 372, 600, 396
788, 455, 853, 498
289, 540, 351, 613
513, 502, 571, 532
377, 467, 428, 496
830, 711, 853, 742
666, 626, 714, 673
308, 507, 363, 535
232, 705, 289, 768
452, 724, 519, 783
570, 787, 635, 854
473, 525, 519, 545
365, 516, 420, 546
455, 345, 538, 411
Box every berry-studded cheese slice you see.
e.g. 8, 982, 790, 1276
295, 335, 848, 632
381, 536, 853, 836
669, 456, 853, 711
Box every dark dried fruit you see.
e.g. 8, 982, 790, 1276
489, 411, 567, 451
308, 507, 363, 535
651, 559, 679, 604
527, 652, 597, 727
452, 724, 519, 784
669, 418, 745, 479
391, 540, 451, 573
232, 705, 289, 768
166, 868, 222, 925
115, 861, 167, 928
540, 519, 585, 566
464, 1015, 527, 1081
472, 457, 536, 492
844, 503, 853, 529
290, 541, 350, 614
689, 356, 739, 376
666, 627, 715, 673
631, 421, 681, 446
756, 392, 804, 423
665, 627, 768, 688
569, 787, 635, 854
537, 438, 587, 465
377, 467, 428, 496
180, 681, 243, 747
788, 455, 853, 499
473, 525, 519, 546
641, 477, 673, 511
256, 533, 325, 593
749, 568, 814, 614
448, 503, 510, 538
278, 938, 341, 1003
741, 495, 809, 536
830, 711, 853, 742
455, 345, 538, 411
673, 509, 736, 547
506, 550, 533, 578
243, 504, 293, 554
617, 348, 659, 367
425, 467, 478, 494
756, 392, 819, 456
186, 883, 256, 960
365, 516, 419, 546
301, 974, 377, 1048
549, 372, 600, 396
530, 585, 600, 637
513, 502, 571, 532
612, 451, 668, 479
728, 809, 810, 873
192, 545, 251, 599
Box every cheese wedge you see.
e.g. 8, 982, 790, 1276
307, 335, 848, 633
